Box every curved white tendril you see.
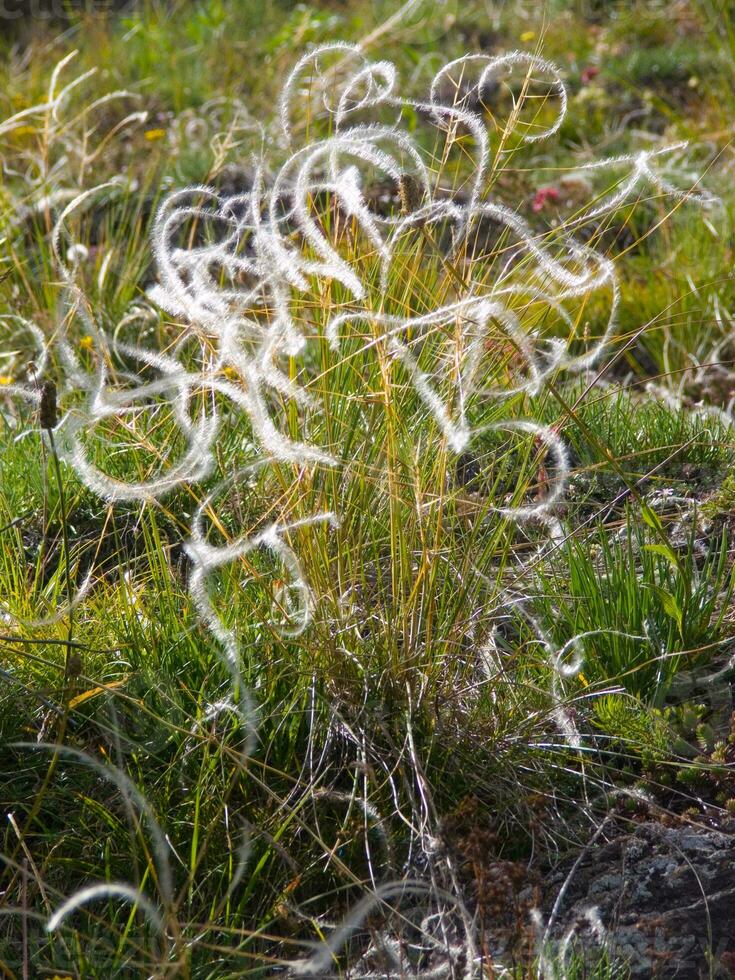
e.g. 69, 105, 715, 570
46, 882, 163, 935
1, 42, 718, 978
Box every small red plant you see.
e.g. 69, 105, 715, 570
532, 186, 560, 212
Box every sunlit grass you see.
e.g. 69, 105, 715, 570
1, 1, 735, 977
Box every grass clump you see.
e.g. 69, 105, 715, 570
1, 2, 735, 977
534, 515, 735, 705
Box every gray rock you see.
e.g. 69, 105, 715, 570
540, 819, 735, 978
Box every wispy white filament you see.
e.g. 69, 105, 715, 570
46, 882, 163, 934
1, 40, 718, 979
